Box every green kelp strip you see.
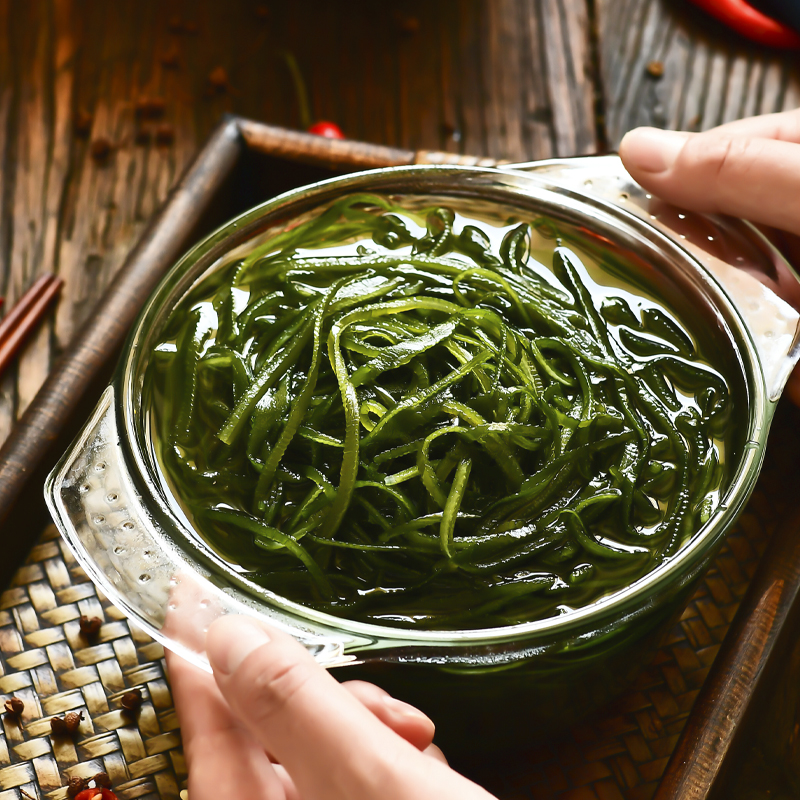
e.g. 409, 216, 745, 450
147, 195, 732, 629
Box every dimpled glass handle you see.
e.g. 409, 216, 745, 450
44, 386, 361, 671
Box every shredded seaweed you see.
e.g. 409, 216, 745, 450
146, 194, 732, 630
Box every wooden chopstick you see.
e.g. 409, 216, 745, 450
0, 274, 63, 377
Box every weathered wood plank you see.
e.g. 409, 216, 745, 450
0, 0, 599, 457
597, 0, 800, 145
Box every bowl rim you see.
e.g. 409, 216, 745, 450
115, 163, 770, 649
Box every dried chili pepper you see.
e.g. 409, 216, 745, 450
74, 790, 118, 800
307, 121, 345, 139
688, 0, 800, 47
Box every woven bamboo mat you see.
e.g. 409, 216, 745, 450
0, 525, 185, 800
1, 403, 798, 800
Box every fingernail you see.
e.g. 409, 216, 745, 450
620, 127, 690, 174
206, 616, 271, 676
383, 695, 433, 724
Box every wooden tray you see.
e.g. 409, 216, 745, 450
1, 116, 799, 800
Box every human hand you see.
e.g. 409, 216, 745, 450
619, 109, 800, 404
166, 616, 497, 800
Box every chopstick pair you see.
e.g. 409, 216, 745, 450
0, 274, 64, 379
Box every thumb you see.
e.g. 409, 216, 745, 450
619, 127, 800, 237
206, 616, 468, 800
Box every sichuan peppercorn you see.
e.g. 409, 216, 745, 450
67, 777, 87, 798
155, 124, 175, 146
4, 697, 24, 716
79, 615, 102, 639
92, 773, 111, 789
89, 140, 112, 163
65, 711, 83, 733
120, 688, 143, 714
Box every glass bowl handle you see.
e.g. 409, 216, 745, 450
44, 386, 371, 672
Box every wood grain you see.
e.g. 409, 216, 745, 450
0, 0, 597, 456
654, 500, 800, 800
1, 2, 800, 798
597, 0, 800, 146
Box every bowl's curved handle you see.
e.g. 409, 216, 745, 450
44, 386, 366, 671
507, 155, 800, 402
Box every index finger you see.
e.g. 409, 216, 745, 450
165, 650, 286, 800
619, 127, 800, 236
712, 108, 800, 144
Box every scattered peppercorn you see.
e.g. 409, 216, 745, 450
65, 711, 84, 733
89, 140, 112, 164
91, 773, 111, 790
67, 777, 88, 798
134, 126, 153, 146
50, 716, 68, 736
207, 66, 230, 93
255, 5, 270, 19
160, 46, 180, 68
168, 15, 183, 33
155, 124, 175, 146
79, 615, 103, 638
646, 60, 664, 79
134, 97, 166, 120
394, 13, 420, 34
4, 696, 24, 716
182, 20, 198, 33
120, 688, 143, 714
73, 109, 93, 138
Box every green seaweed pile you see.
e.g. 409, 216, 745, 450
146, 194, 732, 629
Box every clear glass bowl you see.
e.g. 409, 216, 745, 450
45, 158, 800, 750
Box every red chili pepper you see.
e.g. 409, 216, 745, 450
307, 121, 346, 139
688, 0, 800, 48
74, 789, 118, 800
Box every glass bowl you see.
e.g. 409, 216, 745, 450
45, 158, 800, 751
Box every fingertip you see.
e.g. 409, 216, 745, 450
619, 127, 691, 176
206, 615, 273, 676
341, 680, 436, 750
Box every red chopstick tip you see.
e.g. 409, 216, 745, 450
0, 273, 64, 378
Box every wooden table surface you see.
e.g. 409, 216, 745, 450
0, 1, 798, 798
1, 0, 798, 452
